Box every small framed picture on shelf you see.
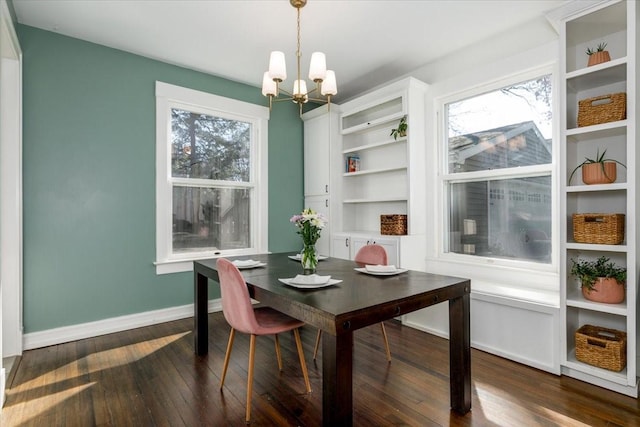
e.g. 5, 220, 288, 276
347, 155, 360, 173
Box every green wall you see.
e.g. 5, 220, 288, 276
18, 25, 304, 333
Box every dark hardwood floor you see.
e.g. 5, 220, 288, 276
2, 312, 639, 426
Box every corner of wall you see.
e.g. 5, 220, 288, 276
1, 366, 6, 409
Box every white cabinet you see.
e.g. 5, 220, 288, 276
331, 232, 351, 260
303, 109, 334, 197
305, 195, 331, 256
350, 235, 399, 267
303, 106, 339, 198
330, 77, 427, 269
330, 231, 426, 269
302, 106, 340, 258
555, 0, 638, 397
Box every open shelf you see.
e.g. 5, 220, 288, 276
559, 0, 638, 397
565, 350, 628, 385
342, 138, 406, 154
566, 286, 628, 316
343, 166, 406, 177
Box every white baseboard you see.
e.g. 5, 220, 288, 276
23, 299, 223, 351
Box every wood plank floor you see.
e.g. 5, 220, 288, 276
2, 312, 639, 426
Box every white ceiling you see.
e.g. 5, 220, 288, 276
13, 0, 569, 101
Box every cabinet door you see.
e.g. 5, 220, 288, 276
304, 114, 330, 197
371, 237, 399, 267
305, 196, 330, 256
351, 235, 399, 266
350, 236, 369, 260
331, 233, 351, 260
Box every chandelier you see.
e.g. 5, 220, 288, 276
261, 0, 337, 116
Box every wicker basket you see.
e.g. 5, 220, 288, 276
577, 92, 626, 127
572, 213, 624, 245
380, 214, 407, 235
575, 325, 626, 372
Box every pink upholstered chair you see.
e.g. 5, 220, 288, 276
217, 258, 311, 424
313, 244, 392, 362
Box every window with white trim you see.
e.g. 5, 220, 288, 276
442, 72, 553, 265
155, 82, 269, 274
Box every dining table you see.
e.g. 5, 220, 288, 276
193, 252, 471, 426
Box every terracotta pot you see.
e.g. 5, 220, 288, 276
582, 277, 625, 303
582, 162, 617, 184
588, 51, 611, 67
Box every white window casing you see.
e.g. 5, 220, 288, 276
155, 82, 269, 274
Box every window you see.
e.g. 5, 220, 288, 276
443, 73, 553, 264
155, 82, 269, 274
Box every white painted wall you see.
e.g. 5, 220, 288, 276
400, 22, 563, 373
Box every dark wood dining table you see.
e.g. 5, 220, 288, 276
193, 253, 471, 426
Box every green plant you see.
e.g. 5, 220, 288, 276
570, 256, 626, 291
390, 115, 407, 140
586, 42, 608, 56
568, 148, 626, 184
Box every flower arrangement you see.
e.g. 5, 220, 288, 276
290, 208, 327, 272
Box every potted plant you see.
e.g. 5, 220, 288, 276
586, 42, 611, 67
570, 256, 626, 303
568, 148, 625, 185
390, 115, 407, 140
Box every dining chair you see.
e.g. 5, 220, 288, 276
312, 244, 393, 362
217, 258, 312, 424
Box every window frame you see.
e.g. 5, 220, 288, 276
155, 82, 269, 274
437, 66, 558, 274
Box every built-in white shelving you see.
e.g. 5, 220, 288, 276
557, 0, 639, 397
328, 77, 428, 270
336, 77, 427, 236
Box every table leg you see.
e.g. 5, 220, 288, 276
449, 292, 471, 414
195, 271, 209, 356
322, 331, 353, 427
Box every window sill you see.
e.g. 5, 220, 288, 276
471, 280, 559, 308
425, 254, 560, 306
155, 250, 268, 275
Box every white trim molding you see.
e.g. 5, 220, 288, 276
154, 81, 269, 274
23, 300, 223, 350
1, 0, 23, 410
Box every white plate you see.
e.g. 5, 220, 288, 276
278, 278, 342, 289
235, 262, 266, 270
288, 254, 329, 261
365, 264, 398, 273
354, 267, 408, 276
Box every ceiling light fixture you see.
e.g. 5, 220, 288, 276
261, 0, 337, 116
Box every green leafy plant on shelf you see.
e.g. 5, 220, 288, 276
570, 256, 626, 291
585, 42, 608, 56
568, 148, 626, 184
390, 115, 407, 140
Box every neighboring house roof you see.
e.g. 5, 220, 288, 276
449, 121, 551, 171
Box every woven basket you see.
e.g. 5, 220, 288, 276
577, 92, 626, 127
575, 325, 626, 372
572, 213, 624, 245
380, 214, 407, 235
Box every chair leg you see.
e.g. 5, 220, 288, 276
293, 328, 312, 393
246, 334, 257, 424
274, 334, 283, 371
220, 327, 236, 389
380, 322, 391, 362
313, 329, 322, 360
